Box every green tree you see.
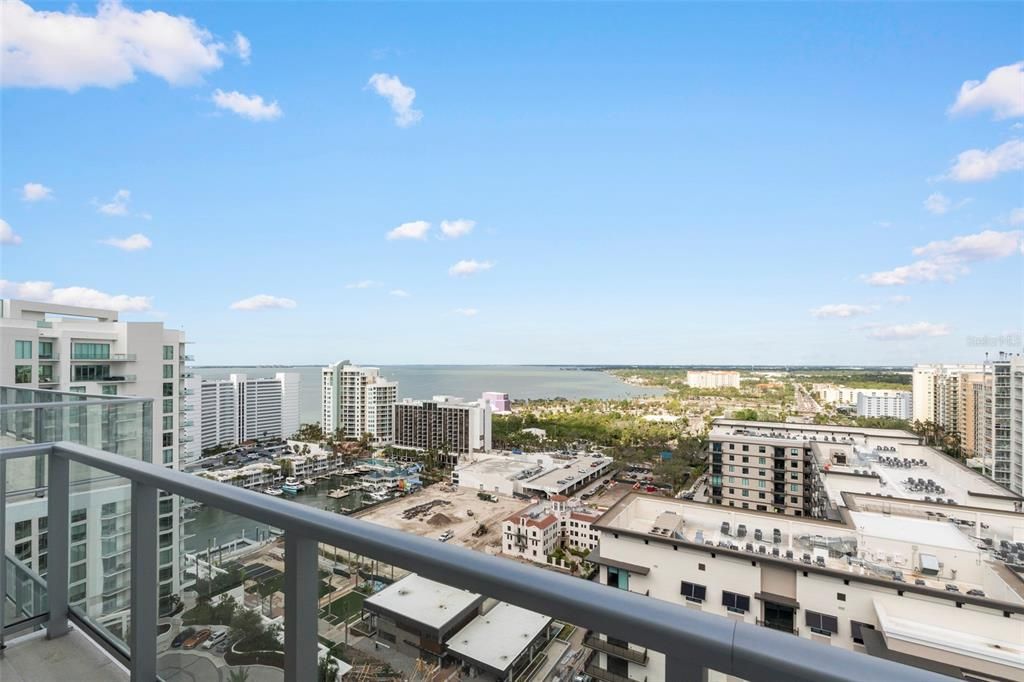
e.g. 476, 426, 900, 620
319, 655, 340, 682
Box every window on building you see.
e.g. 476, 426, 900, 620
70, 564, 87, 583
72, 342, 110, 360
72, 365, 111, 381
163, 345, 174, 360
69, 386, 86, 393
722, 591, 750, 613
163, 415, 173, 431
163, 398, 174, 414
15, 340, 32, 359
15, 365, 31, 383
39, 341, 53, 359
805, 611, 839, 636
851, 621, 875, 645
163, 382, 173, 397
14, 519, 32, 540
163, 448, 174, 464
681, 581, 706, 603
38, 364, 54, 382
102, 385, 117, 396
163, 364, 174, 379
607, 566, 629, 590
162, 432, 173, 447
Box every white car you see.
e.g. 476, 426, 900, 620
202, 630, 227, 650
438, 530, 454, 542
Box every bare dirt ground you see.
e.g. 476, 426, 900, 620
354, 485, 529, 554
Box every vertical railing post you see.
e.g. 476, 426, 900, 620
130, 480, 158, 681
666, 655, 709, 682
46, 451, 69, 639
1, 458, 7, 651
284, 533, 318, 681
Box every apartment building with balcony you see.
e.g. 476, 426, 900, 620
589, 492, 1024, 682
686, 370, 740, 389
502, 494, 601, 565
982, 354, 1024, 495
0, 299, 188, 617
393, 395, 492, 463
321, 360, 397, 445
184, 372, 300, 460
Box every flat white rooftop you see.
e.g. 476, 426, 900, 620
447, 602, 552, 672
363, 574, 482, 630
521, 454, 612, 493
848, 511, 978, 552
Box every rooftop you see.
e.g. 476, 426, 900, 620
446, 602, 552, 672
363, 574, 484, 630
711, 418, 920, 442
596, 493, 1024, 606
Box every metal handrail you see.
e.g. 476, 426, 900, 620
0, 440, 951, 682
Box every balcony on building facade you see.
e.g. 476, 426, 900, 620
0, 385, 953, 682
583, 632, 649, 664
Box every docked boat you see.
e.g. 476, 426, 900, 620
281, 477, 304, 494
341, 468, 360, 476
328, 486, 354, 499
264, 487, 283, 496
302, 478, 316, 487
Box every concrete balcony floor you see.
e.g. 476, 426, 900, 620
0, 628, 129, 682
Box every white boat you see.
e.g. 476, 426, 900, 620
302, 478, 316, 487
328, 486, 354, 499
281, 477, 304, 494
264, 487, 283, 496
341, 468, 360, 476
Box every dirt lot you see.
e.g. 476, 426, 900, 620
354, 485, 528, 554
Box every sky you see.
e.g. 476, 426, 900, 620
1, 1, 1022, 366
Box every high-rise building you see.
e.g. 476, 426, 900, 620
686, 370, 741, 389
981, 354, 1024, 494
321, 360, 397, 445
0, 299, 189, 618
393, 395, 492, 463
912, 364, 986, 458
481, 391, 511, 414
855, 391, 912, 419
184, 372, 300, 458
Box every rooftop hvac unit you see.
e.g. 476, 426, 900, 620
919, 553, 940, 576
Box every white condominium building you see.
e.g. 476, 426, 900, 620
686, 370, 740, 389
982, 353, 1024, 495
588, 492, 1024, 682
322, 360, 397, 445
185, 372, 300, 458
502, 495, 601, 565
0, 299, 189, 618
855, 390, 911, 419
393, 395, 492, 461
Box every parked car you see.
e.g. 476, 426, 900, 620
438, 530, 454, 542
215, 637, 235, 655
202, 629, 227, 649
170, 627, 196, 649
183, 628, 212, 649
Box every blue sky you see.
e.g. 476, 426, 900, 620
2, 1, 1022, 366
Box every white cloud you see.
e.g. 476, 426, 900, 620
867, 322, 951, 341
889, 295, 912, 304
810, 304, 877, 319
366, 73, 422, 127
440, 219, 476, 239
912, 229, 1023, 261
1, 219, 23, 245
0, 279, 151, 311
345, 280, 378, 289
389, 289, 410, 297
949, 62, 1024, 120
96, 189, 133, 216
386, 220, 430, 240
944, 139, 1024, 182
234, 32, 251, 64
21, 182, 53, 202
864, 229, 1023, 285
449, 259, 494, 277
229, 294, 297, 310
101, 233, 152, 251
454, 308, 479, 317
1, 0, 226, 91
923, 192, 951, 215
1009, 208, 1024, 226
212, 89, 282, 121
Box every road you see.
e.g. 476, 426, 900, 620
794, 384, 821, 414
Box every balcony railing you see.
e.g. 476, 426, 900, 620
1, 440, 950, 679
584, 632, 649, 664
586, 662, 645, 682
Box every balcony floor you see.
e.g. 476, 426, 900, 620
0, 628, 128, 682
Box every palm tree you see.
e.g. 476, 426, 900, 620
318, 656, 339, 682
227, 668, 251, 682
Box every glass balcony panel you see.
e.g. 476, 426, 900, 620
159, 492, 284, 681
